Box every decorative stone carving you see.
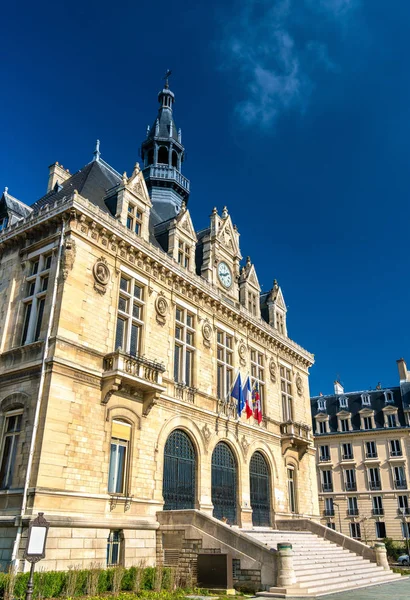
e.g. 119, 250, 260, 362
241, 435, 250, 460
93, 257, 110, 294
155, 292, 168, 326
296, 373, 304, 397
201, 423, 212, 452
269, 359, 277, 383
202, 320, 213, 348
62, 238, 76, 281
237, 342, 247, 367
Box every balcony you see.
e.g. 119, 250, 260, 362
322, 483, 333, 493
102, 350, 166, 415
319, 455, 331, 463
143, 165, 190, 192
369, 481, 382, 491
366, 452, 378, 459
280, 420, 312, 459
347, 508, 359, 516
174, 382, 197, 404
372, 508, 384, 516
323, 508, 335, 517
345, 482, 357, 492
342, 454, 354, 461
398, 508, 410, 516
394, 479, 407, 490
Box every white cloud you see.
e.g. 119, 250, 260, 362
220, 0, 359, 127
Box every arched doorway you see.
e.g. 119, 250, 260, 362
250, 451, 271, 526
211, 442, 237, 524
163, 429, 196, 510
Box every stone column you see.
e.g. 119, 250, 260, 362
374, 543, 390, 570
276, 543, 296, 587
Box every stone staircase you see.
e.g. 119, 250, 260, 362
242, 529, 404, 597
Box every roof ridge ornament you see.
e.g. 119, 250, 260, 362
163, 69, 172, 89
93, 139, 101, 162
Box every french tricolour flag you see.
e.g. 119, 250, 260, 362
243, 376, 253, 419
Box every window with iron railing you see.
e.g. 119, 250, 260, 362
372, 496, 384, 516
319, 445, 330, 462
321, 470, 333, 492
347, 496, 359, 516
365, 441, 377, 459
390, 439, 402, 457
368, 467, 381, 490
342, 443, 353, 460
344, 468, 357, 491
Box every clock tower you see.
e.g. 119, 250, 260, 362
196, 206, 242, 301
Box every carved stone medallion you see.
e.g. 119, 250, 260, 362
201, 423, 212, 452
269, 359, 277, 383
93, 257, 110, 294
241, 435, 250, 460
238, 342, 247, 366
202, 320, 213, 348
296, 373, 304, 397
155, 293, 168, 326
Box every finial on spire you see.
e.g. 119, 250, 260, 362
273, 278, 278, 288
246, 256, 251, 267
93, 139, 101, 162
222, 206, 228, 219
4, 186, 8, 194
146, 125, 150, 138
163, 69, 172, 89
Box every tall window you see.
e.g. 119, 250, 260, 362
126, 204, 142, 235
216, 330, 233, 400
368, 467, 381, 490
280, 366, 293, 422
174, 307, 195, 387
372, 496, 383, 516
318, 420, 328, 434
0, 413, 22, 489
361, 394, 371, 406
287, 468, 296, 513
248, 293, 257, 316
387, 413, 397, 428
324, 497, 334, 516
177, 241, 191, 269
342, 443, 353, 460
319, 445, 330, 462
390, 439, 402, 457
107, 530, 122, 566
350, 522, 361, 540
321, 469, 333, 492
339, 418, 349, 432
108, 420, 131, 494
366, 441, 377, 458
347, 496, 358, 516
0, 216, 8, 231
115, 276, 144, 356
394, 465, 407, 489
251, 350, 265, 408
402, 522, 410, 538
344, 468, 356, 491
22, 252, 52, 345
398, 495, 409, 515
362, 416, 372, 430
375, 522, 386, 539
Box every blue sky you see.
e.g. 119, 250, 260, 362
1, 0, 410, 395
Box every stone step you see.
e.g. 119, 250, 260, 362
296, 565, 387, 583
292, 552, 362, 562
294, 560, 373, 574
304, 572, 402, 595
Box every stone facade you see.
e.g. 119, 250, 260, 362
0, 82, 317, 572
311, 359, 410, 543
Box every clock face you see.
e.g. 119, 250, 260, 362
218, 261, 232, 289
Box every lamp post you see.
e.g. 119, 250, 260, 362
400, 508, 410, 558
333, 502, 342, 533
23, 513, 50, 600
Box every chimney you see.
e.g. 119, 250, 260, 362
47, 162, 71, 192
334, 380, 344, 395
397, 358, 409, 382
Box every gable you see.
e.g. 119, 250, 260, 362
125, 163, 152, 206
176, 207, 197, 241
216, 215, 240, 257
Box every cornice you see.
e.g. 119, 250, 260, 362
0, 191, 314, 368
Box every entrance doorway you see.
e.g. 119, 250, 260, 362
250, 451, 271, 526
163, 429, 196, 510
211, 442, 237, 524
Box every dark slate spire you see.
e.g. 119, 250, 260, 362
141, 73, 190, 224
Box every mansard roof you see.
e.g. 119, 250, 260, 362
311, 386, 408, 433
32, 159, 122, 213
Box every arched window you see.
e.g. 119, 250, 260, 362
0, 411, 22, 489
163, 429, 196, 510
250, 451, 271, 526
211, 442, 237, 524
158, 147, 168, 165
108, 420, 131, 494
172, 151, 178, 168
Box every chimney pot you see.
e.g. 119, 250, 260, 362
397, 358, 408, 382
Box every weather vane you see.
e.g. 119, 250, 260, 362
163, 69, 172, 88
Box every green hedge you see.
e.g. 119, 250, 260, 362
0, 566, 173, 600
382, 537, 407, 561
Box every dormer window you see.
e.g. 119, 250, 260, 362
318, 398, 326, 412
0, 216, 8, 231
127, 204, 142, 235
339, 396, 348, 409
361, 394, 371, 407
178, 240, 190, 269
384, 390, 394, 404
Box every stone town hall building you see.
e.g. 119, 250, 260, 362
0, 79, 318, 571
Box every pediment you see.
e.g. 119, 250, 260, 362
175, 207, 197, 241
217, 215, 241, 257
359, 407, 374, 416
125, 163, 151, 206
336, 409, 351, 418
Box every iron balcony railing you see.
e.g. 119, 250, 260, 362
323, 508, 335, 517
394, 479, 407, 490
342, 453, 354, 460
366, 452, 378, 459
345, 482, 357, 491
347, 508, 359, 516
369, 481, 382, 491
390, 451, 403, 457
319, 455, 331, 462
143, 165, 190, 191
372, 508, 384, 516
398, 507, 410, 516
322, 483, 333, 492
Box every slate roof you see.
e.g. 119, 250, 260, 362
0, 189, 32, 219
311, 387, 409, 434
32, 159, 122, 213
148, 107, 179, 143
